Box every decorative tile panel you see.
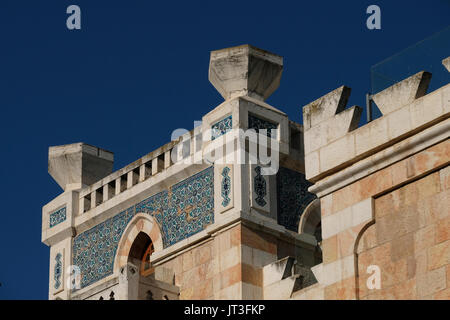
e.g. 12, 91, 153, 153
253, 166, 267, 207
250, 165, 271, 213
54, 253, 62, 290
211, 115, 232, 140
248, 114, 278, 139
215, 165, 234, 214
72, 167, 214, 289
49, 207, 66, 228
221, 167, 231, 207
166, 168, 214, 245
276, 167, 316, 232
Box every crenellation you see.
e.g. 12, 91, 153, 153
303, 73, 449, 183
372, 71, 432, 115
302, 86, 351, 129
443, 57, 450, 72
296, 54, 450, 300
304, 105, 362, 155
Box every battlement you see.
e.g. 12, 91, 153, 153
303, 58, 450, 196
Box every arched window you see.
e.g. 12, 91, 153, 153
140, 242, 154, 276
128, 232, 155, 277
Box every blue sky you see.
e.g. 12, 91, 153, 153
0, 0, 448, 299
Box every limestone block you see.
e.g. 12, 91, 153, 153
303, 86, 351, 129
209, 44, 283, 101
154, 267, 175, 285
427, 240, 450, 270
118, 263, 140, 300
304, 106, 362, 154
372, 71, 432, 115
355, 116, 389, 155
443, 57, 450, 72
322, 198, 373, 240
387, 105, 412, 140
242, 283, 263, 300
262, 256, 295, 287
252, 248, 277, 268
305, 151, 320, 180
319, 255, 354, 286
319, 133, 356, 174
417, 267, 446, 297
48, 143, 114, 191
216, 282, 241, 299
409, 87, 444, 130
263, 276, 297, 300
219, 246, 240, 272
311, 263, 324, 284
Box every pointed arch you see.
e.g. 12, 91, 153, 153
114, 213, 163, 274
298, 198, 321, 241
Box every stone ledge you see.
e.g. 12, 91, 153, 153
151, 210, 317, 267
309, 117, 450, 197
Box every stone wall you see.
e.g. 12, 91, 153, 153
358, 159, 449, 299
157, 222, 317, 299
297, 57, 450, 300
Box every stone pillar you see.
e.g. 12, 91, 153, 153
118, 263, 140, 300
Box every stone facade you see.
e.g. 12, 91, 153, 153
42, 44, 449, 300
293, 58, 449, 300
42, 45, 319, 300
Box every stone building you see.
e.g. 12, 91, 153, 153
42, 45, 449, 300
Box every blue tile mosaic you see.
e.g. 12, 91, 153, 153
221, 167, 231, 207
54, 253, 62, 290
276, 167, 316, 232
253, 166, 267, 207
72, 166, 214, 289
49, 207, 66, 228
248, 114, 278, 139
211, 115, 232, 140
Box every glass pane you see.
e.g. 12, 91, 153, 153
370, 26, 450, 120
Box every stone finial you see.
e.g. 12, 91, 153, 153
208, 44, 283, 101
372, 71, 432, 115
302, 86, 351, 129
443, 57, 450, 72
48, 142, 114, 191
